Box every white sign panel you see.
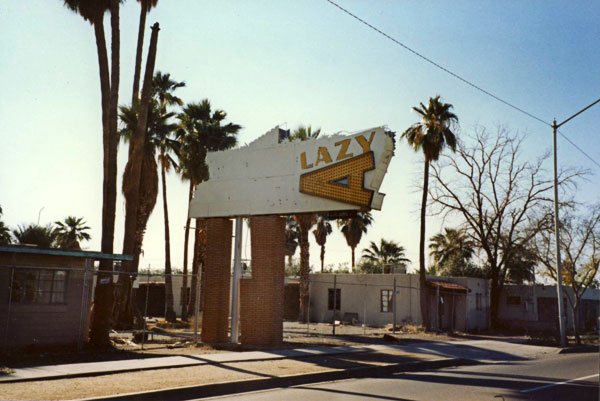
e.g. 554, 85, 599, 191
189, 126, 395, 218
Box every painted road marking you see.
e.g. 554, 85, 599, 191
520, 373, 599, 393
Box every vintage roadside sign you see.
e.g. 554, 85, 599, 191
189, 126, 395, 218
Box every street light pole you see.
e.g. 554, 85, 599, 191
551, 97, 600, 348
552, 119, 566, 348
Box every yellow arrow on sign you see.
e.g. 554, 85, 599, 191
299, 152, 375, 208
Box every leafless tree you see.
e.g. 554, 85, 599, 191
428, 126, 583, 327
534, 204, 600, 344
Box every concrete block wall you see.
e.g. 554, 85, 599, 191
240, 216, 285, 347
308, 273, 422, 327
201, 218, 232, 343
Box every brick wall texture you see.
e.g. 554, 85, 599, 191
201, 218, 232, 343
240, 216, 285, 347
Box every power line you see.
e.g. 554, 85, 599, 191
323, 0, 600, 169
323, 0, 551, 128
557, 129, 600, 169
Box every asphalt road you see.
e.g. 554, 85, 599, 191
205, 352, 599, 401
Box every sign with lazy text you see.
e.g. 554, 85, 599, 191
189, 126, 395, 218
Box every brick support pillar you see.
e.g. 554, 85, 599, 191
240, 216, 285, 347
201, 218, 232, 343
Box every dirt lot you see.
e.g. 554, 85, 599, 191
1, 320, 523, 369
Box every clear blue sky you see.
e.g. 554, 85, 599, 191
1, 1, 599, 272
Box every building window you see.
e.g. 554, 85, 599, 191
11, 269, 69, 304
506, 296, 521, 306
328, 288, 341, 310
381, 289, 393, 312
476, 293, 483, 311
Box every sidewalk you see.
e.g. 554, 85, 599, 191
1, 344, 398, 383
1, 343, 467, 401
0, 339, 564, 401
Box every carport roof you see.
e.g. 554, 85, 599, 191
426, 280, 468, 292
0, 245, 133, 261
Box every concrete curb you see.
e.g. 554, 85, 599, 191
78, 357, 477, 401
557, 345, 598, 354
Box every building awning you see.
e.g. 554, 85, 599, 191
426, 280, 468, 293
0, 245, 133, 261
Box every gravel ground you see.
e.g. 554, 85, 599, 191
1, 349, 437, 401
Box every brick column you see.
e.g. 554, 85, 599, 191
240, 216, 285, 347
201, 218, 232, 343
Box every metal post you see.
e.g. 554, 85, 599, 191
436, 286, 440, 330
194, 269, 201, 343
230, 217, 243, 343
306, 277, 311, 336
393, 277, 397, 334
363, 277, 367, 335
532, 269, 537, 321
78, 259, 91, 351
142, 269, 150, 350
409, 275, 412, 321
553, 120, 567, 348
4, 266, 15, 354
332, 275, 337, 336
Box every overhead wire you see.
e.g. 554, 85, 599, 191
557, 130, 600, 169
323, 0, 600, 169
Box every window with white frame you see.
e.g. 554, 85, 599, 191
11, 269, 69, 304
381, 289, 393, 312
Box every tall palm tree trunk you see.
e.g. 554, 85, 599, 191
320, 245, 325, 273
108, 0, 120, 239
131, 1, 147, 104
181, 182, 193, 320
161, 164, 176, 321
419, 160, 431, 330
296, 214, 314, 323
91, 13, 116, 349
188, 221, 201, 319
120, 24, 160, 334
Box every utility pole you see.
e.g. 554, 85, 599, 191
552, 119, 566, 348
551, 98, 600, 348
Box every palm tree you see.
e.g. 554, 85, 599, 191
120, 21, 160, 275
132, 0, 159, 105
290, 125, 321, 322
312, 215, 332, 273
63, 0, 123, 347
504, 243, 536, 284
62, 0, 120, 262
117, 70, 179, 325
153, 72, 184, 322
338, 211, 373, 270
428, 228, 474, 270
362, 239, 411, 273
291, 125, 321, 141
402, 95, 458, 329
0, 206, 11, 246
285, 216, 300, 267
55, 216, 91, 250
13, 224, 57, 248
0, 222, 10, 246
177, 100, 240, 319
